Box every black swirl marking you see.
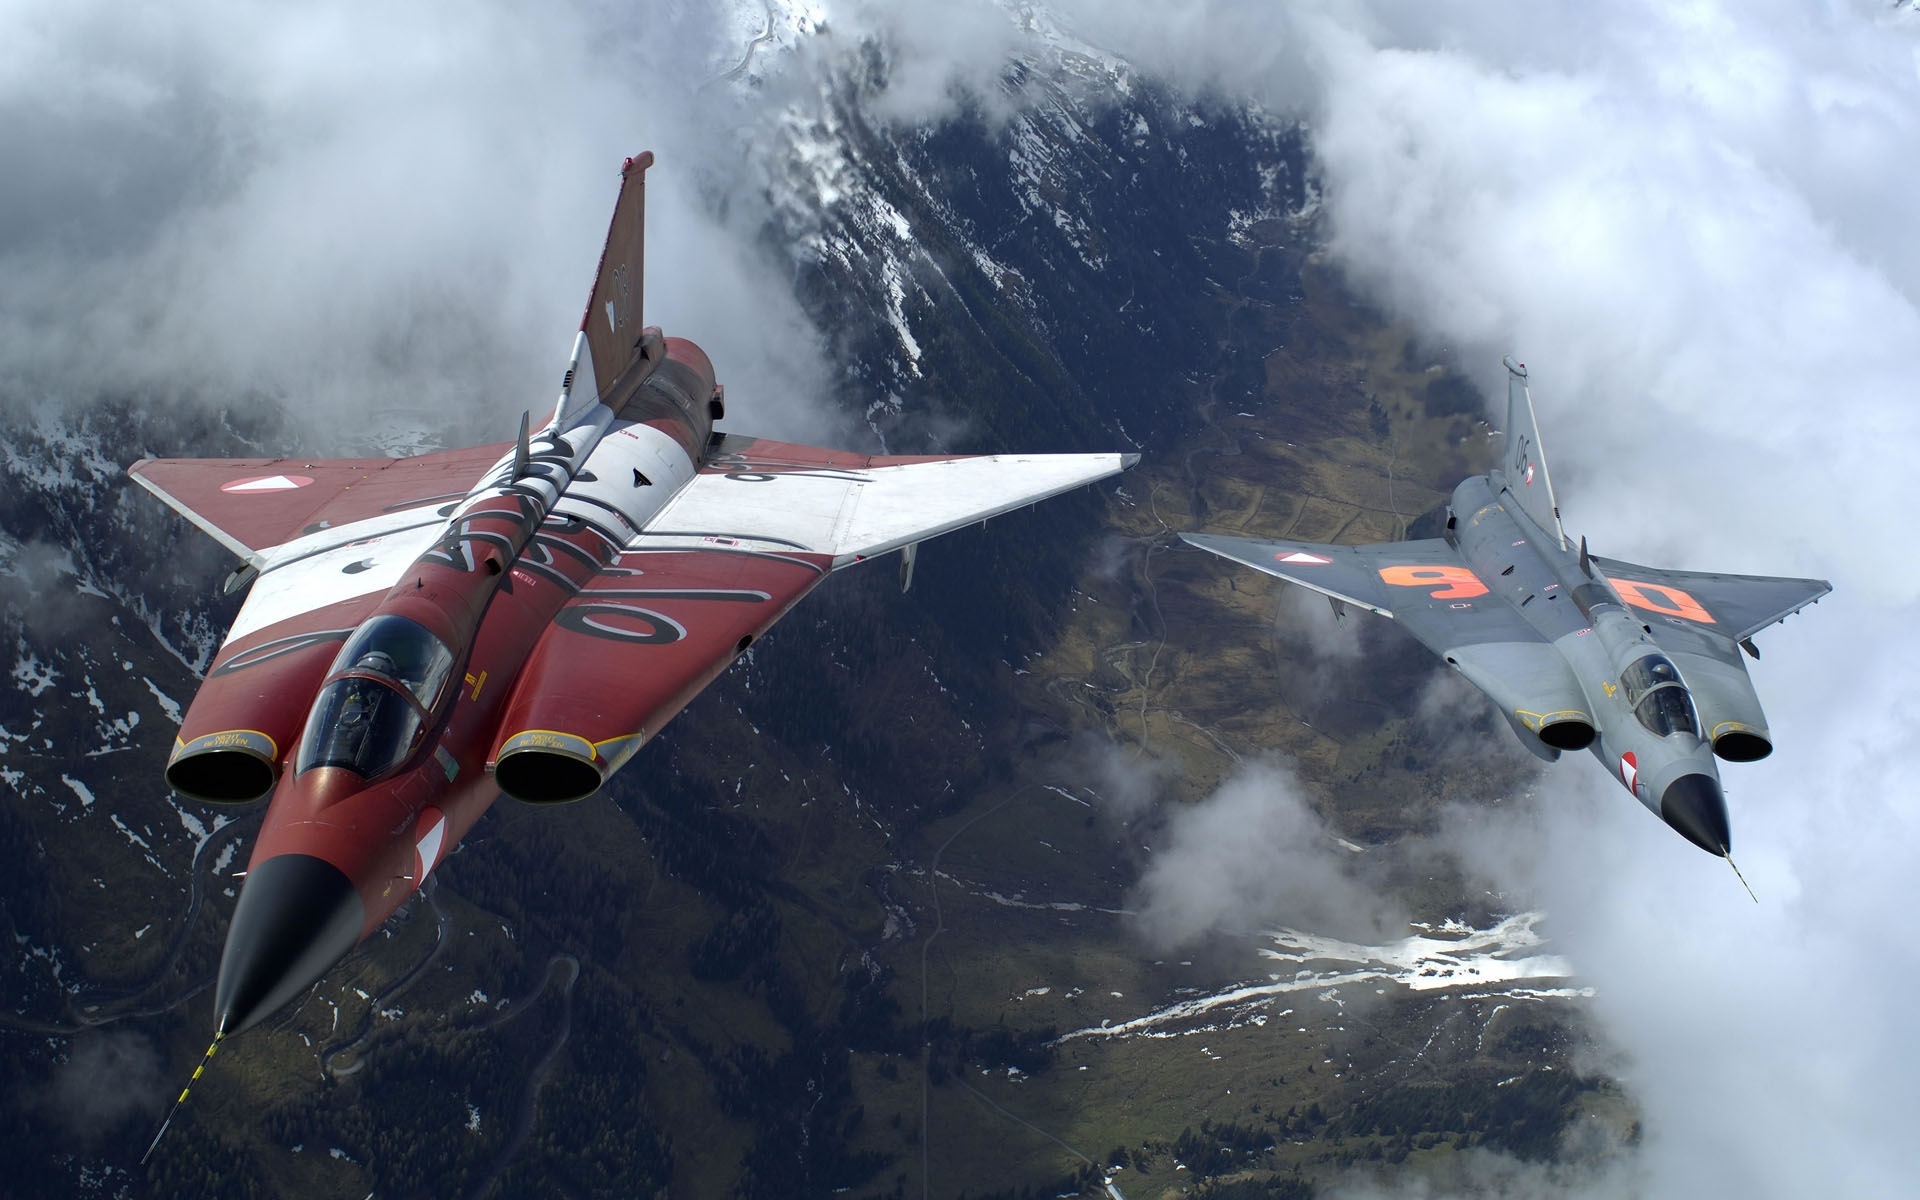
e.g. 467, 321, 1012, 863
532, 534, 606, 573
516, 558, 586, 593
212, 628, 354, 677
585, 589, 770, 603
542, 511, 626, 555
423, 538, 474, 572
555, 492, 643, 538
555, 603, 685, 645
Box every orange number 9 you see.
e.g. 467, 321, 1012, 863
1377, 564, 1489, 600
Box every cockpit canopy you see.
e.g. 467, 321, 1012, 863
296, 615, 455, 779
1619, 653, 1699, 739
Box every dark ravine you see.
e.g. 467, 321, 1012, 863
462, 954, 581, 1200
321, 884, 454, 1079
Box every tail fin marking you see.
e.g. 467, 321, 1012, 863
1498, 355, 1567, 548
579, 153, 657, 405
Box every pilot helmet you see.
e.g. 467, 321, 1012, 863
358, 650, 399, 679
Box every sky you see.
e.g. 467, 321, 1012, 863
5, 0, 1918, 1195
0, 0, 841, 445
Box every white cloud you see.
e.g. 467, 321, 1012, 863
1296, 3, 1920, 595
1271, 6, 1920, 1193
0, 0, 837, 444
1132, 759, 1403, 949
807, 2, 1920, 1191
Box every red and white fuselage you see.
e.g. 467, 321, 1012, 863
129, 154, 1135, 1036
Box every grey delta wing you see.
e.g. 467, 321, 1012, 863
1181, 357, 1829, 871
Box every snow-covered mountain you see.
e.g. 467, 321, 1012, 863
0, 12, 1602, 1198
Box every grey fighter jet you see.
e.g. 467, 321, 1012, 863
1182, 357, 1828, 870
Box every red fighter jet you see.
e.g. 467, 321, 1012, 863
131, 152, 1135, 1041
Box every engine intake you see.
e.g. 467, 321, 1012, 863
493, 731, 608, 804
1536, 716, 1597, 752
166, 730, 278, 803
1709, 726, 1772, 763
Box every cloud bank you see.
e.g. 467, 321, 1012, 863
811, 1, 1920, 1193
0, 0, 838, 444
1132, 758, 1404, 949
1273, 7, 1920, 1197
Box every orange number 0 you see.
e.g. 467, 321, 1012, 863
1613, 580, 1714, 624
1377, 564, 1488, 600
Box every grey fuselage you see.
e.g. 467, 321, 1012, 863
1445, 472, 1730, 852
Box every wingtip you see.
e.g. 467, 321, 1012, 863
1120, 452, 1142, 469
1502, 354, 1527, 379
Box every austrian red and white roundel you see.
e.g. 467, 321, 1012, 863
413, 807, 448, 887
220, 474, 314, 493
1619, 752, 1639, 794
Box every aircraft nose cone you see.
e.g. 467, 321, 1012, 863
1660, 773, 1731, 856
215, 854, 364, 1036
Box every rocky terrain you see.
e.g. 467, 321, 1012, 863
0, 14, 1625, 1198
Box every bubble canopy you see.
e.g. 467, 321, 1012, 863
1620, 653, 1699, 739
296, 615, 455, 779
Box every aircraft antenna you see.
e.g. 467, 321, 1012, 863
512, 411, 531, 478
141, 1033, 223, 1165
1725, 855, 1758, 904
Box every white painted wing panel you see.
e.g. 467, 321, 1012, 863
636, 453, 1134, 563
226, 521, 446, 643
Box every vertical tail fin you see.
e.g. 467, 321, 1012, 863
1497, 355, 1566, 548
574, 152, 664, 416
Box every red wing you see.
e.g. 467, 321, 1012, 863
129, 442, 510, 559
489, 547, 832, 800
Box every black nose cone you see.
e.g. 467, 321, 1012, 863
1660, 773, 1731, 856
215, 854, 364, 1036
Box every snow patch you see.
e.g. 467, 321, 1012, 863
142, 678, 183, 724
1060, 912, 1580, 1043
12, 647, 56, 697
61, 774, 94, 809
